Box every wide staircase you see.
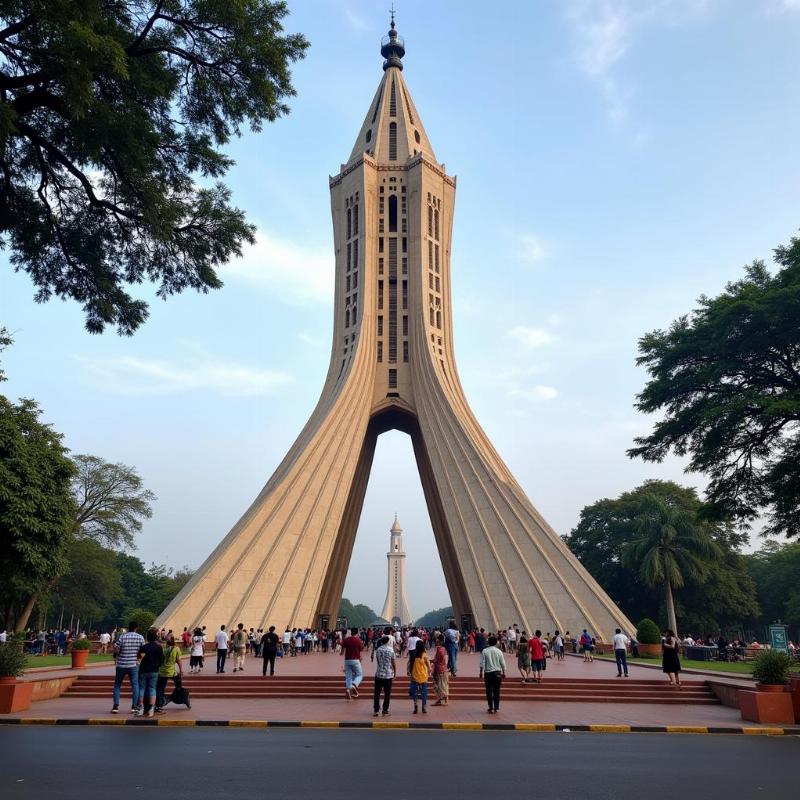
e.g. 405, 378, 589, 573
64, 674, 719, 705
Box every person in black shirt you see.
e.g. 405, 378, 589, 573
137, 628, 164, 717
260, 626, 280, 677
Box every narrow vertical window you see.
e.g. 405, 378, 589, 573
427, 206, 433, 236
346, 208, 351, 239
402, 280, 408, 311
436, 310, 441, 329
389, 80, 397, 116
403, 315, 408, 336
379, 237, 384, 253
434, 208, 439, 240
377, 341, 383, 362
435, 244, 439, 273
388, 369, 397, 388
378, 280, 384, 310
347, 243, 351, 272
389, 195, 397, 232
353, 271, 358, 289
429, 307, 435, 326
378, 257, 384, 275
428, 241, 433, 270
353, 239, 359, 269
345, 308, 350, 328
346, 275, 351, 292
402, 257, 407, 275
353, 205, 359, 236
389, 122, 397, 161
378, 315, 383, 336
403, 341, 409, 363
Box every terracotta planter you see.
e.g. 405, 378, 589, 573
637, 643, 662, 658
739, 687, 794, 725
0, 677, 33, 714
71, 649, 90, 669
755, 682, 788, 692
790, 676, 800, 724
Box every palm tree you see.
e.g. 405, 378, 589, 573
622, 493, 720, 635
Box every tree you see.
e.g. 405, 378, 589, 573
0, 396, 76, 631
337, 598, 383, 629
629, 235, 800, 537
0, 326, 11, 381
413, 606, 453, 629
747, 540, 800, 639
72, 454, 155, 549
0, 1, 309, 334
564, 480, 758, 632
622, 493, 720, 635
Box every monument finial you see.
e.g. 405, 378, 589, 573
381, 6, 405, 71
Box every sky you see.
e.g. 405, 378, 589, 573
2, 0, 800, 619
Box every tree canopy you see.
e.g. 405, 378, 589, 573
0, 1, 308, 334
72, 453, 155, 549
337, 598, 383, 629
0, 395, 76, 630
563, 480, 759, 634
629, 236, 800, 537
747, 540, 800, 636
413, 606, 453, 629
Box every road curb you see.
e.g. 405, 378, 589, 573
1, 718, 798, 734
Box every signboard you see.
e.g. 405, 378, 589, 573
768, 624, 789, 653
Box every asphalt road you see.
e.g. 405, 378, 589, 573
1, 728, 796, 799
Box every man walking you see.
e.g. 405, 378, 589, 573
215, 624, 229, 673
232, 623, 248, 672
373, 635, 396, 716
444, 621, 460, 676
111, 621, 144, 715
613, 628, 630, 677
260, 626, 280, 677
479, 635, 506, 714
342, 626, 364, 700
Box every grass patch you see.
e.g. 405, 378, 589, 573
24, 654, 115, 669
593, 654, 754, 675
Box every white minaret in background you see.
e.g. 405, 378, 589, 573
381, 515, 413, 626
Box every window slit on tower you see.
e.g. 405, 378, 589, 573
388, 195, 397, 232
388, 238, 398, 362
389, 80, 397, 116
389, 122, 397, 161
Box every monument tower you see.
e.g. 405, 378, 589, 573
381, 515, 413, 627
157, 17, 634, 637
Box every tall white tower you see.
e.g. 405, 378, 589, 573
381, 515, 413, 626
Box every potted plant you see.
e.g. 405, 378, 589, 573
636, 618, 662, 658
740, 650, 795, 724
0, 635, 33, 713
790, 668, 800, 724
70, 638, 93, 669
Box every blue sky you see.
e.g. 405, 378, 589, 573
2, 0, 799, 617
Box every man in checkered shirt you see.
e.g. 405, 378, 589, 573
112, 621, 145, 715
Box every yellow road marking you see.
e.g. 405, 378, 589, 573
665, 726, 708, 734
514, 723, 557, 731
589, 724, 631, 733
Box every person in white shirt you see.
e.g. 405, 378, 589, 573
99, 631, 111, 654
0, 630, 7, 643
215, 625, 229, 673
613, 628, 630, 677
407, 629, 421, 656
282, 628, 291, 656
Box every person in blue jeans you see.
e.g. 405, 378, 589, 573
111, 621, 145, 714
613, 628, 630, 678
136, 628, 164, 716
341, 627, 364, 700
444, 624, 460, 676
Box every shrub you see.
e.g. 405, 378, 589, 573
636, 618, 661, 645
751, 650, 794, 686
70, 638, 92, 651
128, 609, 156, 633
0, 636, 28, 678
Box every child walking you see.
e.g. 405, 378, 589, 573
407, 640, 430, 714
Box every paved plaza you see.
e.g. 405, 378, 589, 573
7, 650, 777, 730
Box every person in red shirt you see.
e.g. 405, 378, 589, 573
342, 627, 364, 700
528, 629, 545, 683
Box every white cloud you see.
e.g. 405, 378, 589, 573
506, 326, 556, 349
769, 0, 800, 12
76, 354, 292, 397
341, 1, 370, 32
509, 385, 559, 401
225, 229, 333, 306
516, 233, 546, 264
564, 1, 712, 123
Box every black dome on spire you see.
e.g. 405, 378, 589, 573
381, 16, 405, 71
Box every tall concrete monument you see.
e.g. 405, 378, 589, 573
381, 515, 413, 627
157, 17, 634, 637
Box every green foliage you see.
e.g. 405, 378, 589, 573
337, 599, 383, 629
414, 606, 454, 628
72, 454, 155, 549
0, 635, 28, 677
48, 538, 122, 623
0, 395, 76, 630
629, 236, 800, 537
751, 650, 795, 685
563, 480, 758, 632
128, 608, 156, 633
0, 327, 11, 382
746, 541, 800, 636
636, 618, 662, 644
0, 1, 309, 334
69, 637, 92, 651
